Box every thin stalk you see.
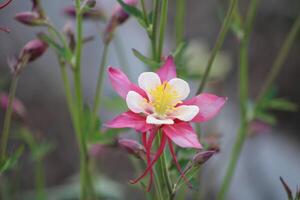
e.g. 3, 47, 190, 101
217, 0, 259, 199
74, 1, 96, 199
151, 0, 160, 59
92, 43, 109, 120
141, 0, 149, 26
157, 0, 168, 61
0, 75, 19, 163
175, 0, 186, 46
153, 133, 172, 199
256, 14, 300, 106
196, 0, 238, 94
35, 159, 46, 200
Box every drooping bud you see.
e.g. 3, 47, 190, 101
118, 139, 146, 160
192, 150, 216, 166
20, 39, 48, 62
31, 0, 45, 19
103, 0, 138, 44
0, 92, 27, 118
63, 22, 76, 52
63, 6, 105, 21
15, 11, 46, 26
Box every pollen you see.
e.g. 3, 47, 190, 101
149, 82, 181, 117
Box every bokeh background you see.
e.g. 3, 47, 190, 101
0, 0, 300, 199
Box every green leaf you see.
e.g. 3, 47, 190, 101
255, 111, 277, 125
132, 48, 160, 68
90, 129, 120, 145
172, 42, 187, 61
116, 0, 144, 20
268, 98, 298, 112
0, 146, 24, 173
38, 33, 72, 61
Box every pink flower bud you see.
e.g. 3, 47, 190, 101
112, 0, 138, 24
104, 0, 138, 44
20, 39, 48, 62
15, 11, 46, 26
0, 92, 27, 118
118, 139, 146, 160
192, 150, 216, 166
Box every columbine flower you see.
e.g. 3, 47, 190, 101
106, 56, 226, 190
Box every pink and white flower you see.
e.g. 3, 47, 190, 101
105, 56, 226, 190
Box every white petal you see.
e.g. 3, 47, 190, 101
146, 115, 174, 125
126, 91, 147, 113
168, 78, 190, 101
138, 72, 161, 93
170, 105, 199, 121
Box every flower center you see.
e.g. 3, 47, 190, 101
149, 82, 181, 117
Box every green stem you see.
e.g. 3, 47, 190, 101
175, 0, 186, 46
141, 0, 149, 26
35, 159, 46, 200
151, 0, 159, 59
217, 0, 259, 199
196, 0, 238, 94
92, 43, 109, 120
74, 1, 96, 199
157, 0, 168, 61
154, 132, 172, 199
0, 75, 19, 163
256, 14, 300, 106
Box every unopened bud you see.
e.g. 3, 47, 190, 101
118, 139, 146, 160
20, 39, 48, 62
0, 93, 27, 118
112, 0, 138, 24
192, 151, 216, 166
104, 0, 138, 44
63, 22, 76, 52
15, 11, 46, 26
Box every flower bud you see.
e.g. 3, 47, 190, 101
112, 0, 138, 24
63, 22, 76, 52
15, 11, 46, 26
0, 0, 13, 9
118, 139, 146, 160
20, 39, 48, 62
104, 0, 138, 44
0, 92, 27, 118
192, 150, 216, 166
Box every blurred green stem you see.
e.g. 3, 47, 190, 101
0, 75, 19, 163
196, 0, 238, 94
157, 0, 168, 61
256, 14, 300, 107
74, 1, 96, 199
35, 159, 46, 200
175, 0, 185, 46
151, 0, 159, 59
217, 0, 259, 199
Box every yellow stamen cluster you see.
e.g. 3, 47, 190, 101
149, 82, 180, 117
